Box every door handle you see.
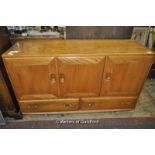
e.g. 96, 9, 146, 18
105, 72, 111, 81
59, 74, 65, 83
28, 104, 38, 109
50, 74, 56, 84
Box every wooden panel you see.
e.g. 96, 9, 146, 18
101, 56, 154, 96
66, 26, 133, 39
3, 40, 154, 57
57, 56, 105, 97
4, 57, 58, 99
80, 96, 137, 110
19, 98, 79, 113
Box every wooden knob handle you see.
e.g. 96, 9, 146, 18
28, 104, 38, 108
105, 73, 111, 81
33, 104, 38, 108
51, 78, 56, 84
64, 103, 71, 107
59, 74, 65, 83
60, 77, 65, 83
88, 103, 93, 107
50, 74, 56, 84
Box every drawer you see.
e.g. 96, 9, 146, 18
80, 96, 137, 110
19, 98, 79, 113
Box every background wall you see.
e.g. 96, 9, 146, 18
66, 26, 133, 39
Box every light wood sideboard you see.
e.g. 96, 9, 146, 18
2, 40, 155, 114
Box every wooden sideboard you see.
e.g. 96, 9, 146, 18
2, 40, 155, 114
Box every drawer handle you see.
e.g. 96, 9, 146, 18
64, 103, 71, 107
28, 104, 38, 109
50, 74, 56, 84
88, 103, 94, 107
59, 74, 65, 83
105, 72, 111, 81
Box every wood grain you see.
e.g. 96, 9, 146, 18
57, 56, 105, 97
4, 57, 59, 100
80, 96, 137, 110
100, 56, 154, 96
19, 98, 79, 113
2, 40, 155, 57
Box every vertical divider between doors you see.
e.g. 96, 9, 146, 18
99, 56, 107, 96
55, 57, 61, 97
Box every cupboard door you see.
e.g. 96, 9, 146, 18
57, 56, 105, 97
4, 57, 58, 100
101, 56, 153, 96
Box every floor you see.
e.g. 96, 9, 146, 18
0, 79, 155, 128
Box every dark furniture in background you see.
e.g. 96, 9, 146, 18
66, 26, 133, 39
148, 63, 155, 79
0, 26, 21, 118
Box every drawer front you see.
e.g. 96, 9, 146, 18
80, 97, 137, 110
19, 98, 79, 113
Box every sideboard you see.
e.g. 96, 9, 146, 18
2, 40, 155, 114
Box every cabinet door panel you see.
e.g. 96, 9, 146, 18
101, 56, 153, 96
57, 57, 105, 97
4, 57, 58, 99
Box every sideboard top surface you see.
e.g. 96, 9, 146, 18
2, 40, 155, 57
